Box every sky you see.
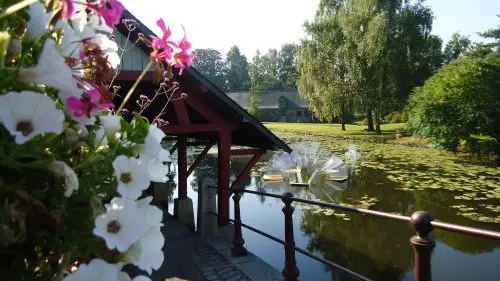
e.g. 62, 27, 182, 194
121, 0, 499, 59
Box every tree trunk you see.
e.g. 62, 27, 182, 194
374, 108, 382, 134
341, 104, 346, 131
494, 136, 500, 163
366, 108, 374, 131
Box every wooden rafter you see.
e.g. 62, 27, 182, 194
230, 149, 266, 190
187, 141, 214, 176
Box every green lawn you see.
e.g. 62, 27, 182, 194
264, 122, 406, 139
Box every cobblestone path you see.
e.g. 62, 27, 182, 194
146, 215, 251, 281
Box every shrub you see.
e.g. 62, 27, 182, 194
384, 111, 408, 124
407, 53, 500, 157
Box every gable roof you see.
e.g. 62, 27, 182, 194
227, 90, 309, 109
114, 10, 291, 153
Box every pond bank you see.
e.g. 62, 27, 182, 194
269, 128, 428, 147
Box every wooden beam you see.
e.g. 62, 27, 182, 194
163, 123, 238, 134
187, 141, 214, 177
177, 136, 188, 200
230, 149, 265, 190
169, 142, 178, 155
115, 70, 155, 81
185, 96, 227, 124
172, 99, 191, 125
230, 148, 264, 156
217, 130, 231, 226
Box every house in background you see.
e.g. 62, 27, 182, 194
227, 89, 313, 122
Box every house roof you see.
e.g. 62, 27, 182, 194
114, 10, 291, 153
227, 90, 309, 109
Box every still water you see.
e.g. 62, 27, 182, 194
167, 144, 500, 281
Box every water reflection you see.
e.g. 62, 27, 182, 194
181, 146, 500, 281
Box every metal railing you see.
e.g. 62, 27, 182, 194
207, 186, 500, 281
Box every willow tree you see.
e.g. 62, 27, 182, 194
298, 0, 388, 131
338, 0, 389, 133
298, 13, 353, 130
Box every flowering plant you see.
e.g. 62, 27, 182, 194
0, 0, 193, 280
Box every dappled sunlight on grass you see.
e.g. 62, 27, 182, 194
264, 122, 406, 139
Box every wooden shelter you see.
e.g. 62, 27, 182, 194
113, 10, 291, 227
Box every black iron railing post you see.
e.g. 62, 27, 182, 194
282, 192, 299, 281
231, 189, 247, 256
410, 211, 435, 281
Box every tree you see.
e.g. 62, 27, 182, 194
260, 48, 280, 88
300, 0, 441, 132
247, 92, 261, 117
299, 0, 389, 132
298, 11, 352, 130
407, 53, 500, 158
192, 48, 228, 90
478, 16, 500, 54
383, 0, 439, 117
278, 43, 299, 89
226, 46, 250, 91
248, 50, 265, 117
443, 32, 471, 64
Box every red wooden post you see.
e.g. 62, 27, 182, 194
282, 192, 299, 281
410, 211, 435, 281
177, 135, 188, 200
217, 130, 231, 226
231, 190, 247, 256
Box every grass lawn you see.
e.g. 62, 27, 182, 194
264, 122, 406, 139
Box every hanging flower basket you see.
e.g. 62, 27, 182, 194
0, 1, 194, 280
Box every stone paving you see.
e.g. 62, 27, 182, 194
151, 214, 251, 281
125, 205, 280, 281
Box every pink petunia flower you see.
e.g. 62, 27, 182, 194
61, 0, 75, 20
149, 19, 178, 64
171, 27, 194, 74
86, 0, 125, 27
67, 88, 114, 118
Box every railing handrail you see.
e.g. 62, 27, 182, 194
207, 211, 374, 281
206, 185, 500, 281
209, 185, 500, 241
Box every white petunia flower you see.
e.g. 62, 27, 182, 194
158, 148, 171, 162
25, 2, 51, 41
132, 276, 152, 281
56, 18, 93, 59
92, 34, 120, 69
93, 197, 149, 252
136, 124, 166, 157
63, 258, 120, 281
117, 273, 152, 281
112, 155, 150, 199
57, 16, 119, 69
93, 126, 109, 148
0, 91, 65, 144
126, 227, 165, 274
136, 196, 163, 228
140, 153, 168, 183
99, 114, 121, 141
19, 40, 81, 101
48, 161, 79, 197
117, 270, 132, 281
87, 13, 114, 33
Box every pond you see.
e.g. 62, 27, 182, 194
167, 133, 500, 281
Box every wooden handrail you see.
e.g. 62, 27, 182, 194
206, 185, 500, 281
